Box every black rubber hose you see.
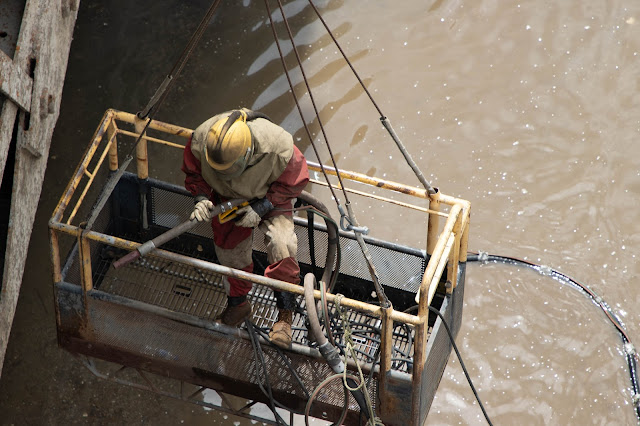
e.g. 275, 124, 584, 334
303, 273, 371, 420
468, 252, 640, 422
297, 191, 339, 287
345, 377, 370, 419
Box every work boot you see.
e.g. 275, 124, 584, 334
217, 299, 252, 327
269, 309, 294, 349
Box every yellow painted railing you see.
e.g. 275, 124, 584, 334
49, 109, 471, 422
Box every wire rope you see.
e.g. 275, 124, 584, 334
262, 0, 342, 206
272, 0, 352, 204
266, 0, 392, 307
85, 0, 223, 229
305, 0, 436, 196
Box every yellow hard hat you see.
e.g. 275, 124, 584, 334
204, 110, 252, 177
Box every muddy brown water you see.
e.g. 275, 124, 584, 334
1, 0, 640, 424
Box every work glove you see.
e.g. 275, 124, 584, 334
236, 198, 274, 228
190, 197, 213, 222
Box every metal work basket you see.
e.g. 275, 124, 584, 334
49, 109, 470, 425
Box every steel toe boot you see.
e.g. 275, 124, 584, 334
269, 309, 293, 349
217, 297, 252, 327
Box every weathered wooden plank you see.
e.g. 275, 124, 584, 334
0, 0, 24, 58
0, 99, 19, 186
0, 0, 79, 375
0, 50, 33, 111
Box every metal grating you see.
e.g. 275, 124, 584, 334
53, 172, 426, 386
147, 175, 426, 293
70, 174, 426, 373
92, 252, 419, 375
257, 223, 426, 293
151, 185, 214, 239
54, 171, 442, 423
85, 296, 311, 399
97, 255, 227, 320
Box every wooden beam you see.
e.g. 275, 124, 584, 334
0, 101, 19, 186
0, 50, 33, 112
0, 0, 79, 377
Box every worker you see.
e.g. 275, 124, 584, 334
182, 108, 309, 349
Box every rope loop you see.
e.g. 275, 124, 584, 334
334, 294, 381, 424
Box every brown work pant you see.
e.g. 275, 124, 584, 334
212, 214, 300, 308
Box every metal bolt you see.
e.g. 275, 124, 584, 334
61, 0, 78, 18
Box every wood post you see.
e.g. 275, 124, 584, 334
0, 0, 79, 376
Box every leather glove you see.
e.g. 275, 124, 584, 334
190, 198, 213, 222
236, 198, 274, 228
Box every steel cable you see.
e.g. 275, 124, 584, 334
305, 0, 436, 196
86, 0, 222, 229
262, 0, 342, 206
428, 305, 494, 426
271, 0, 352, 205
265, 0, 393, 307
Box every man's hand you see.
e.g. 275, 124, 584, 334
235, 205, 261, 228
235, 198, 274, 228
191, 199, 213, 222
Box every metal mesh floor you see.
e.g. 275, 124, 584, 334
94, 251, 419, 373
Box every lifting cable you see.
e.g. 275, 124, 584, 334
468, 252, 640, 423
85, 0, 223, 229
306, 0, 436, 197
265, 0, 390, 309
296, 3, 639, 423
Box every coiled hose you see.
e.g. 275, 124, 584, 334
303, 273, 372, 424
